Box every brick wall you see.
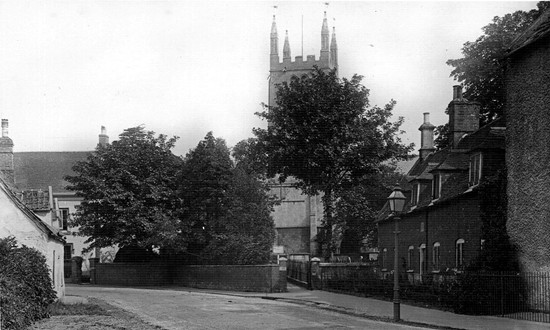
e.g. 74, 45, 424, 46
92, 262, 286, 292
378, 192, 481, 274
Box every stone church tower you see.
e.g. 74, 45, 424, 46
268, 12, 338, 257
268, 12, 338, 108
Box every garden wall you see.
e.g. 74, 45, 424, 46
91, 262, 286, 292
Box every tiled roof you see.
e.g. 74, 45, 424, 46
14, 152, 90, 192
508, 9, 550, 56
378, 117, 505, 222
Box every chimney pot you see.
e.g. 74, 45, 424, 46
453, 85, 463, 100
1, 119, 8, 137
423, 112, 430, 124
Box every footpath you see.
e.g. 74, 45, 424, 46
187, 284, 550, 330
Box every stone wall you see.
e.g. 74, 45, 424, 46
506, 35, 550, 272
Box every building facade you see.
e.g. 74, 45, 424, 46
505, 10, 550, 272
268, 12, 338, 256
377, 86, 506, 277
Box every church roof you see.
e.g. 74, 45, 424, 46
14, 151, 90, 192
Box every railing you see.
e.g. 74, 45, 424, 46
313, 264, 550, 324
287, 259, 310, 287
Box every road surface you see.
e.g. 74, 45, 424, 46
68, 285, 429, 330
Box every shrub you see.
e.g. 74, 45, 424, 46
0, 237, 57, 329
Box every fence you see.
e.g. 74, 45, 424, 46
292, 261, 550, 324
287, 259, 310, 287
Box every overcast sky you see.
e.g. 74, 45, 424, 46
0, 1, 538, 156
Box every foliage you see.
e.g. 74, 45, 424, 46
0, 237, 57, 330
66, 126, 183, 252
437, 2, 550, 149
180, 133, 275, 265
469, 168, 520, 271
255, 67, 412, 257
336, 166, 406, 254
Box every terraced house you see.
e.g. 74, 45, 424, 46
377, 86, 506, 278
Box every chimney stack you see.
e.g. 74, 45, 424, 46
0, 119, 14, 184
418, 112, 436, 160
448, 86, 479, 148
98, 126, 109, 146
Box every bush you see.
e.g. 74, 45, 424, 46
0, 237, 57, 329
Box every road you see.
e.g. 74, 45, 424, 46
68, 285, 429, 330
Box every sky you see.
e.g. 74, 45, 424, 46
0, 1, 539, 156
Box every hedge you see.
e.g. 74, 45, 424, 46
0, 237, 57, 329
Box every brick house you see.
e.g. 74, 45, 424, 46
377, 86, 506, 276
505, 9, 550, 273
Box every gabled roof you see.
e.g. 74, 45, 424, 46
14, 152, 90, 192
0, 173, 64, 243
508, 9, 550, 56
378, 117, 505, 222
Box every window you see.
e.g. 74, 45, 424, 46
420, 222, 425, 232
469, 153, 482, 186
407, 246, 414, 270
456, 239, 465, 269
59, 208, 70, 230
64, 244, 73, 260
411, 183, 419, 205
419, 244, 426, 275
433, 242, 441, 271
432, 174, 440, 200
382, 248, 388, 269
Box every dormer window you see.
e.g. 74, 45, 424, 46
469, 153, 482, 186
432, 174, 441, 200
411, 183, 420, 205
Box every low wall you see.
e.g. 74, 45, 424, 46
175, 264, 285, 292
92, 262, 286, 292
93, 262, 171, 286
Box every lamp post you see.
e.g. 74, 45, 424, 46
387, 184, 406, 322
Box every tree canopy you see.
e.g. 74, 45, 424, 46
255, 67, 412, 257
436, 2, 549, 149
66, 126, 183, 252
66, 129, 275, 264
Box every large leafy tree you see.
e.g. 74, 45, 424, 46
66, 126, 183, 252
180, 132, 275, 264
255, 68, 412, 257
436, 2, 549, 149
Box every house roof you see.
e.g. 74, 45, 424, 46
14, 152, 90, 192
508, 9, 550, 56
377, 117, 505, 223
0, 172, 64, 243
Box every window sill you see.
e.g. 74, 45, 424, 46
406, 269, 414, 273
432, 270, 440, 274
381, 268, 388, 272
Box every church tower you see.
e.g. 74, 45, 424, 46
268, 11, 338, 108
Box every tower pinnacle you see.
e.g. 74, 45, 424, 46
330, 26, 338, 69
283, 30, 291, 60
270, 15, 279, 65
321, 11, 330, 61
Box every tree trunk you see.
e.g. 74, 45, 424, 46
322, 189, 335, 260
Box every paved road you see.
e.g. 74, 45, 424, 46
68, 285, 429, 330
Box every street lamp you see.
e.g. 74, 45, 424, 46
387, 184, 406, 322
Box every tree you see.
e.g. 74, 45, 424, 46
65, 126, 183, 252
437, 2, 550, 149
336, 165, 407, 255
255, 67, 412, 257
179, 132, 275, 264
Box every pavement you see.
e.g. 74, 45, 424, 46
177, 284, 550, 330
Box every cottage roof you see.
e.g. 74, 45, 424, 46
377, 117, 505, 222
508, 9, 550, 56
0, 172, 64, 243
14, 152, 90, 192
